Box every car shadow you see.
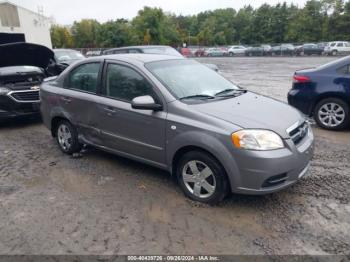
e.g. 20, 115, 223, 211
77, 145, 286, 208
0, 116, 42, 129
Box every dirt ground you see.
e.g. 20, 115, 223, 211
0, 57, 349, 255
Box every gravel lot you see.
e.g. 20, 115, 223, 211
0, 57, 349, 255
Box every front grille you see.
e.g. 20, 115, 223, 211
9, 90, 40, 102
262, 173, 288, 188
288, 121, 309, 145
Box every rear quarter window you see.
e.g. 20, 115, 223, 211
336, 65, 350, 75
67, 63, 100, 93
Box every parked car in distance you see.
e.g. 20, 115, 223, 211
245, 45, 272, 56
271, 44, 295, 56
288, 56, 350, 130
0, 42, 68, 121
220, 47, 229, 56
103, 45, 219, 72
41, 54, 314, 204
324, 41, 350, 56
194, 48, 206, 57
228, 45, 246, 56
296, 44, 324, 56
317, 42, 329, 50
54, 49, 85, 65
86, 50, 102, 57
180, 47, 192, 58
204, 47, 227, 57
102, 45, 183, 57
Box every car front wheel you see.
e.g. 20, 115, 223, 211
55, 120, 82, 154
177, 151, 229, 205
314, 98, 349, 130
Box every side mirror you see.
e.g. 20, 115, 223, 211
131, 95, 162, 111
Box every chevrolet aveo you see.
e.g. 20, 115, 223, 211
40, 54, 314, 204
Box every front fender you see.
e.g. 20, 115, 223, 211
166, 130, 240, 190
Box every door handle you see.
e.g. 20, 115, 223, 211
102, 106, 116, 116
61, 96, 72, 103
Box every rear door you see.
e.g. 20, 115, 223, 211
59, 61, 102, 141
92, 61, 167, 167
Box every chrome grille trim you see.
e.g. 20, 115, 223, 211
287, 121, 309, 145
7, 90, 40, 103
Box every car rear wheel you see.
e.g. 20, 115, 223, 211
55, 120, 82, 154
177, 151, 229, 205
314, 98, 349, 130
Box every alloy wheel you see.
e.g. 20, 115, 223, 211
318, 103, 346, 128
182, 160, 216, 199
57, 124, 72, 151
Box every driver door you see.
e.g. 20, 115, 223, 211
91, 61, 167, 167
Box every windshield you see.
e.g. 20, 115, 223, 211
146, 59, 239, 99
142, 47, 182, 57
55, 50, 84, 62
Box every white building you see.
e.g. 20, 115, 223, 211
0, 1, 52, 48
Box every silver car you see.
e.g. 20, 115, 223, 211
40, 54, 314, 204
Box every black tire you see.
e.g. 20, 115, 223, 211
314, 98, 349, 130
176, 151, 229, 205
332, 50, 338, 56
55, 120, 82, 154
229, 52, 234, 57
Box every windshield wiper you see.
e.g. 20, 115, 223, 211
180, 94, 215, 100
215, 89, 247, 97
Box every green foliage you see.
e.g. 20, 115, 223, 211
97, 19, 132, 48
50, 25, 74, 48
51, 0, 350, 48
71, 19, 101, 48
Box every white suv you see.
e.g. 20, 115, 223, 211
228, 45, 246, 56
325, 41, 350, 56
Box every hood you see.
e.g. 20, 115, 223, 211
192, 92, 303, 138
0, 42, 54, 69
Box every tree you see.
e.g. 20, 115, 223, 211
50, 25, 74, 48
51, 0, 350, 47
97, 19, 132, 47
71, 19, 100, 48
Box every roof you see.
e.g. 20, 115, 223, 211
98, 53, 184, 64
106, 45, 172, 51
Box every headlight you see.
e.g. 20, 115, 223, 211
0, 87, 10, 95
232, 130, 284, 150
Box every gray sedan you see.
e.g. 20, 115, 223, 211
40, 54, 314, 204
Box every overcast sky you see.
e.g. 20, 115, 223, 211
12, 0, 308, 25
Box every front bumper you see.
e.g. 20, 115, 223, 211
0, 94, 40, 120
229, 126, 314, 195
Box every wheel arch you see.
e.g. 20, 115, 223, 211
311, 93, 349, 116
171, 145, 232, 192
167, 131, 240, 192
50, 116, 70, 137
